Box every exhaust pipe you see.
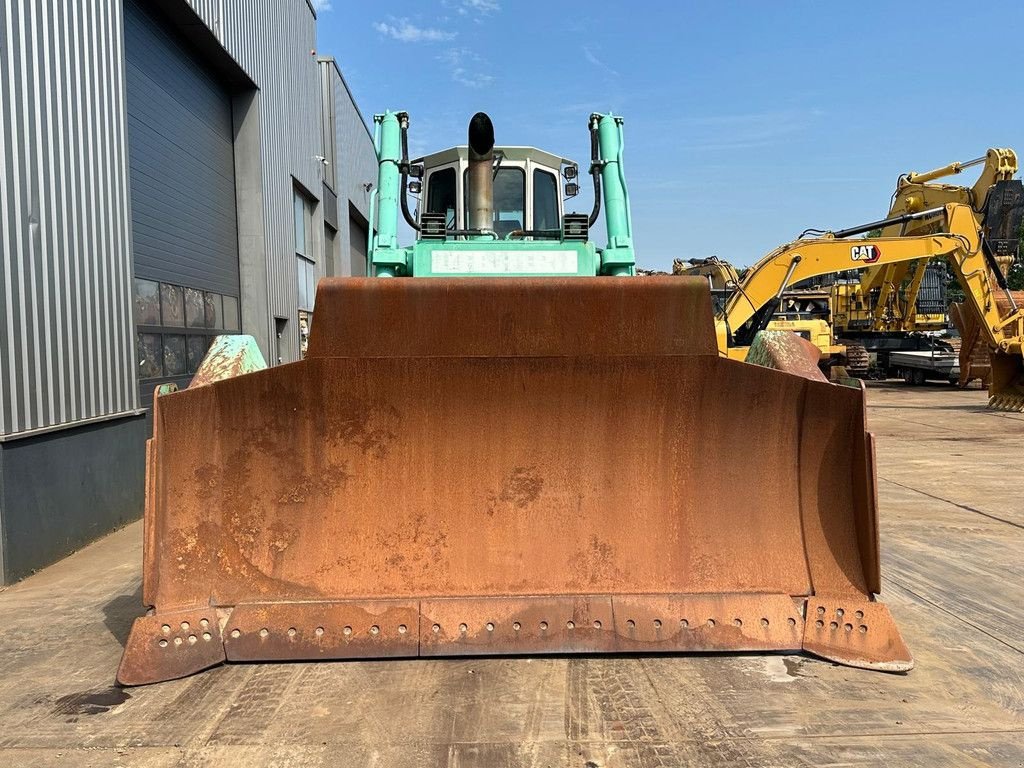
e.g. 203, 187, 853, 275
467, 112, 495, 231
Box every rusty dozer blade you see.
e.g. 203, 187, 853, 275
117, 277, 912, 685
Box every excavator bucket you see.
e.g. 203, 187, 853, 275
951, 294, 1024, 411
117, 277, 912, 685
989, 350, 1024, 411
989, 291, 1024, 412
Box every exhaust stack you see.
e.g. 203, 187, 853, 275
467, 112, 495, 231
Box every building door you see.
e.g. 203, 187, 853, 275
124, 0, 241, 406
349, 212, 369, 277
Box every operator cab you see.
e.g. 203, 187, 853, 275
415, 146, 577, 237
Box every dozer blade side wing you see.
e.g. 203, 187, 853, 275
118, 278, 911, 685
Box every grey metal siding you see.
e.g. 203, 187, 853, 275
1, 0, 137, 437
318, 58, 376, 278
1, 0, 374, 436
0, 414, 146, 583
124, 0, 240, 296
184, 0, 323, 357
331, 71, 376, 226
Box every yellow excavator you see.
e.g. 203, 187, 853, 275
677, 257, 846, 363
117, 111, 915, 685
707, 201, 1024, 409
680, 150, 1024, 401
830, 148, 1019, 376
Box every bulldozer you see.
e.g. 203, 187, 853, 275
117, 111, 913, 686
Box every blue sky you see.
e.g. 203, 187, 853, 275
315, 1, 1024, 270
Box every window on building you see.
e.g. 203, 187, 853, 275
134, 279, 160, 325
294, 185, 316, 312
533, 169, 558, 231
133, 277, 240, 381
163, 335, 187, 376
294, 187, 314, 259
185, 288, 205, 328
160, 283, 185, 326
296, 258, 315, 311
222, 295, 240, 331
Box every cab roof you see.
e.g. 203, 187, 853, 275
414, 145, 573, 169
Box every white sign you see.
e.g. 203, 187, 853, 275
430, 250, 579, 275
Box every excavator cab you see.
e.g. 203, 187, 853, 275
117, 111, 913, 686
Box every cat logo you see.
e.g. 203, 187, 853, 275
851, 244, 881, 264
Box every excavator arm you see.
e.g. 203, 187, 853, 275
723, 203, 1024, 408
726, 205, 969, 343
862, 149, 1018, 331
894, 148, 1017, 218
672, 257, 741, 289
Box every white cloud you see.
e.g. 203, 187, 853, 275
452, 67, 494, 89
310, 0, 332, 11
457, 0, 501, 14
437, 47, 494, 89
582, 46, 619, 77
373, 18, 456, 43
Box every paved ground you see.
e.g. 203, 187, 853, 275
0, 382, 1022, 767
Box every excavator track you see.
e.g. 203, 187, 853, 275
837, 339, 870, 377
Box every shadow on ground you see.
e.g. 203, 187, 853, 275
102, 583, 143, 647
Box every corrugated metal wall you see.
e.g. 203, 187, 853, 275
1, 0, 364, 437
331, 67, 376, 227
318, 58, 376, 278
184, 0, 324, 346
0, 0, 137, 436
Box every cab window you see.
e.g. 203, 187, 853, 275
426, 167, 457, 228
463, 167, 525, 237
533, 169, 558, 230
493, 168, 525, 236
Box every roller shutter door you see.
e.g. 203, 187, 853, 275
124, 0, 240, 401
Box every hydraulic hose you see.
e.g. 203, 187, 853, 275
398, 114, 419, 232
588, 115, 602, 227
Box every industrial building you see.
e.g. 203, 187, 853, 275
0, 0, 377, 583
